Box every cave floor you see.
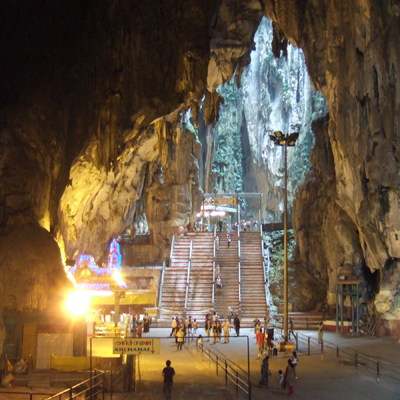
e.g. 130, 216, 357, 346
1, 328, 399, 400
110, 328, 400, 400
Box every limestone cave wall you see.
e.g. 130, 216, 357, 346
264, 1, 400, 324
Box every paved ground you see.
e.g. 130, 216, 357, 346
115, 327, 400, 400
1, 327, 399, 400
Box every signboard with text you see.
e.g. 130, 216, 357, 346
214, 197, 237, 206
113, 338, 161, 355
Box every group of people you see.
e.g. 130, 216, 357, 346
258, 350, 298, 396
170, 316, 198, 350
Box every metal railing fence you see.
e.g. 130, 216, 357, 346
189, 339, 251, 400
292, 330, 400, 383
44, 370, 105, 400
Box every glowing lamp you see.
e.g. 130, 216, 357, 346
65, 291, 90, 317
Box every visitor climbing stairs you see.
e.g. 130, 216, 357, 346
239, 231, 267, 321
214, 230, 240, 320
186, 232, 214, 321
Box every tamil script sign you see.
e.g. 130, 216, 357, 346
214, 197, 237, 206
113, 338, 161, 355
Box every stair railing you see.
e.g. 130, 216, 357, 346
212, 260, 215, 306
158, 261, 166, 318
238, 238, 241, 258
170, 234, 176, 261
213, 237, 216, 258
184, 240, 193, 312
238, 261, 241, 312
262, 258, 268, 309
261, 235, 268, 307
214, 223, 217, 237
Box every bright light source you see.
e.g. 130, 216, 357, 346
65, 291, 90, 317
113, 271, 127, 288
211, 211, 226, 216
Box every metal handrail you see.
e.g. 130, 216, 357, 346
185, 260, 191, 310
213, 238, 216, 258
189, 240, 193, 261
262, 240, 268, 307
238, 239, 241, 258
238, 262, 241, 304
1, 391, 55, 400
214, 223, 217, 237
45, 370, 105, 400
212, 261, 215, 305
293, 330, 400, 383
195, 341, 251, 399
158, 261, 166, 313
170, 234, 175, 260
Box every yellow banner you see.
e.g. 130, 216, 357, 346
214, 197, 237, 205
89, 293, 156, 306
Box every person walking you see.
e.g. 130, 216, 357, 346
292, 351, 298, 378
170, 317, 177, 337
258, 355, 270, 387
162, 360, 175, 400
218, 219, 223, 231
217, 320, 222, 342
227, 233, 231, 248
289, 318, 294, 340
177, 328, 184, 350
265, 334, 273, 357
228, 306, 235, 324
256, 328, 265, 358
222, 319, 230, 343
212, 321, 218, 344
234, 315, 240, 336
215, 235, 220, 249
318, 322, 324, 344
193, 319, 197, 335
205, 319, 211, 342
284, 359, 296, 396
143, 313, 150, 333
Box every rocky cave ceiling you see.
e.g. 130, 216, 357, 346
1, 0, 400, 324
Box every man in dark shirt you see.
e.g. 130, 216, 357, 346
162, 360, 175, 400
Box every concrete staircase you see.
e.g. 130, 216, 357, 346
186, 232, 214, 321
239, 231, 267, 320
159, 235, 191, 322
159, 232, 215, 325
214, 231, 240, 319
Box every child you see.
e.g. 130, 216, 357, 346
136, 323, 143, 338
197, 334, 203, 351
193, 319, 197, 334
279, 370, 285, 393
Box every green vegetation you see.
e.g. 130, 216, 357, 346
211, 80, 245, 206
